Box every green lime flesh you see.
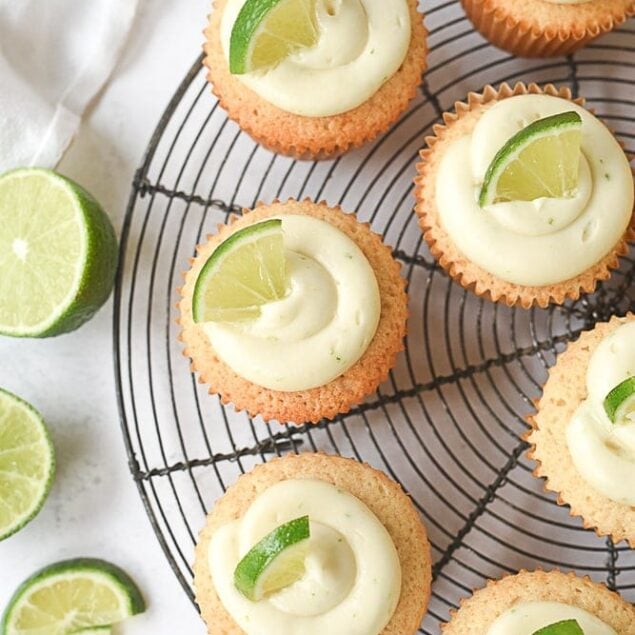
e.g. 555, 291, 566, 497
532, 619, 584, 635
603, 376, 635, 424
0, 168, 118, 338
0, 388, 55, 541
234, 515, 310, 601
192, 219, 288, 323
1, 558, 145, 635
229, 0, 318, 74
478, 111, 583, 207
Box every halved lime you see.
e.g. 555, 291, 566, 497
603, 376, 635, 425
1, 558, 145, 635
229, 0, 318, 74
193, 219, 288, 323
533, 620, 583, 635
0, 168, 118, 338
0, 388, 55, 541
234, 515, 310, 601
479, 111, 583, 207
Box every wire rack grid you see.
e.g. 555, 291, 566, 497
113, 2, 635, 632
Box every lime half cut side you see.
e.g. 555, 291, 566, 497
603, 376, 635, 425
0, 388, 55, 541
478, 111, 583, 207
234, 515, 311, 601
532, 619, 584, 635
229, 0, 318, 74
1, 558, 145, 635
192, 219, 288, 323
0, 168, 118, 338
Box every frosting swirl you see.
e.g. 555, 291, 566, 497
204, 214, 380, 392
220, 0, 411, 116
208, 479, 402, 635
435, 94, 633, 287
567, 321, 635, 506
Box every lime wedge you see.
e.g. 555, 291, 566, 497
234, 515, 310, 601
1, 558, 145, 635
229, 0, 318, 74
532, 619, 584, 635
603, 376, 635, 425
0, 388, 55, 541
193, 219, 288, 323
72, 629, 112, 635
0, 168, 118, 338
478, 111, 583, 207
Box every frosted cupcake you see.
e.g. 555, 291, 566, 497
461, 0, 635, 58
528, 314, 635, 546
178, 200, 407, 424
194, 453, 432, 635
204, 0, 427, 159
415, 82, 634, 308
443, 570, 635, 634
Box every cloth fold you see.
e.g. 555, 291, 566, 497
0, 0, 139, 172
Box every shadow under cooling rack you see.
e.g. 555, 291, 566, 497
113, 2, 635, 633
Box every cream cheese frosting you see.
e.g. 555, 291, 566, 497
567, 321, 635, 506
486, 601, 616, 635
435, 94, 633, 287
208, 479, 401, 635
203, 214, 380, 392
220, 0, 411, 117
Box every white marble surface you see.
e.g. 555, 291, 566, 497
0, 1, 211, 632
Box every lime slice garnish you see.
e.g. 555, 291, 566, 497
603, 376, 635, 425
532, 619, 584, 635
192, 219, 288, 323
0, 388, 55, 541
234, 515, 311, 601
229, 0, 318, 74
1, 558, 145, 635
478, 111, 583, 207
0, 168, 118, 338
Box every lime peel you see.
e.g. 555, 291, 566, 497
0, 388, 55, 541
478, 111, 583, 207
603, 376, 635, 424
192, 219, 288, 323
0, 168, 118, 338
234, 515, 311, 601
532, 619, 584, 635
229, 0, 318, 74
1, 558, 145, 635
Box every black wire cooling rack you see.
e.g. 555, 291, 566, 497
113, 2, 635, 632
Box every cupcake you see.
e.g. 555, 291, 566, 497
178, 199, 408, 424
414, 82, 634, 308
203, 0, 427, 159
461, 0, 635, 58
443, 570, 635, 634
527, 314, 635, 546
194, 452, 432, 635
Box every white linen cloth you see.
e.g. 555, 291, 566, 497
0, 0, 139, 172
